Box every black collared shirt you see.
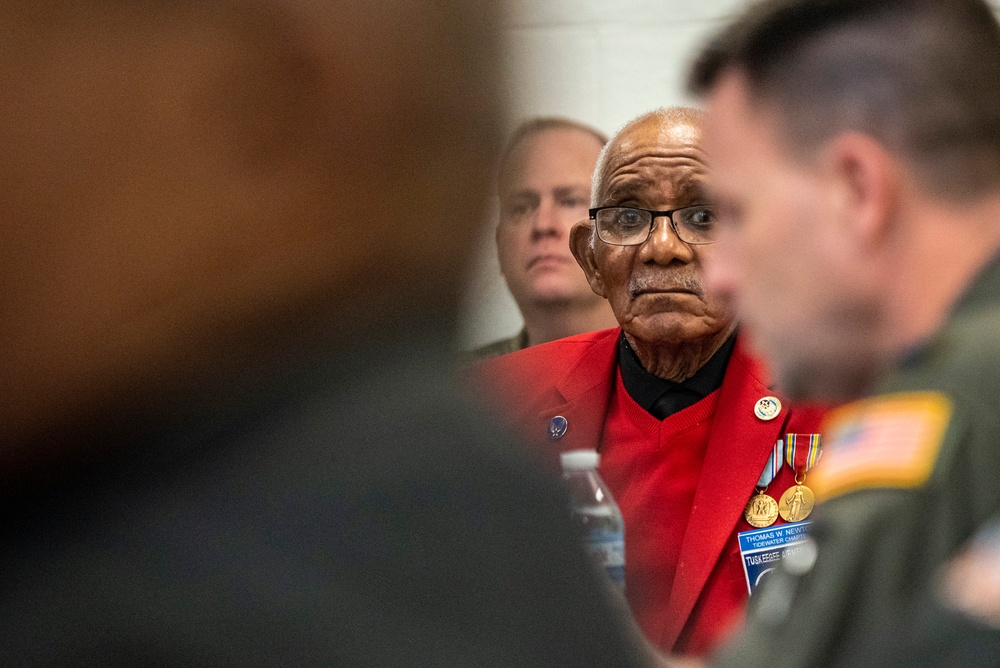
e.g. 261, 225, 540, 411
618, 331, 737, 420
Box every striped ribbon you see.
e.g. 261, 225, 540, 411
785, 433, 822, 473
756, 439, 784, 488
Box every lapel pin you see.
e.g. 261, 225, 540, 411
548, 415, 568, 440
754, 396, 782, 421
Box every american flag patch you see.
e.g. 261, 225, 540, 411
811, 392, 951, 500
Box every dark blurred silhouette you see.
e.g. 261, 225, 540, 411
0, 1, 654, 664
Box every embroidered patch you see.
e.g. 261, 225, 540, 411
811, 392, 951, 500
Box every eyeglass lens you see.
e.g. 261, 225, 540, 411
595, 206, 716, 245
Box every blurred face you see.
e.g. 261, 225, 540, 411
0, 4, 286, 452
0, 0, 498, 463
496, 127, 604, 309
577, 116, 734, 347
702, 74, 883, 400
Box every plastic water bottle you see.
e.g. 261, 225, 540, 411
560, 449, 626, 591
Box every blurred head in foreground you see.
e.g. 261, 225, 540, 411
0, 3, 667, 665
0, 0, 497, 476
689, 0, 1000, 400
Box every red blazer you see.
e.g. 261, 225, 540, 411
475, 328, 828, 655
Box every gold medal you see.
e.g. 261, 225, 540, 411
778, 484, 815, 522
744, 491, 779, 527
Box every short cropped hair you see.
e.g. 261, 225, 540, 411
497, 117, 607, 190
687, 0, 1000, 201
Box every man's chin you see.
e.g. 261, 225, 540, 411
756, 314, 886, 402
621, 312, 730, 346
525, 283, 598, 307
773, 355, 881, 403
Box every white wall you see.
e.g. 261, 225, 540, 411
458, 0, 751, 349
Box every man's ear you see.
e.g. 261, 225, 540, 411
570, 220, 607, 297
825, 132, 901, 250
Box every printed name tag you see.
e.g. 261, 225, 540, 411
737, 521, 812, 596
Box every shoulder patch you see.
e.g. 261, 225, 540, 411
811, 392, 951, 501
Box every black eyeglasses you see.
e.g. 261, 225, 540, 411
588, 205, 718, 246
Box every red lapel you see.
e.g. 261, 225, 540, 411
657, 339, 788, 649
532, 328, 619, 455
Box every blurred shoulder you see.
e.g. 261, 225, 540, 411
469, 328, 619, 404
480, 328, 619, 375
465, 330, 528, 362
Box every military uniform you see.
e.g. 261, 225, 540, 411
468, 328, 529, 360
714, 256, 1000, 667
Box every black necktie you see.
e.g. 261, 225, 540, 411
648, 386, 704, 420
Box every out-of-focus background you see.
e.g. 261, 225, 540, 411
458, 0, 750, 350
458, 0, 1000, 351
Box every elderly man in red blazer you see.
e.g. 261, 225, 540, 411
476, 107, 827, 658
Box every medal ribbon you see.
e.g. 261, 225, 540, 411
785, 433, 822, 475
756, 439, 784, 488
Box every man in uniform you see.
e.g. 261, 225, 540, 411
687, 0, 1000, 664
476, 107, 827, 657
473, 117, 618, 358
0, 0, 658, 664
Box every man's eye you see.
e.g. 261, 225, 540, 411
615, 209, 647, 229
503, 203, 533, 219
685, 206, 717, 228
559, 196, 588, 209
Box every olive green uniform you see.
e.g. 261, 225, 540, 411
715, 256, 1000, 667
467, 328, 529, 360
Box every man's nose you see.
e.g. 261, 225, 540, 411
703, 242, 739, 303
531, 199, 565, 237
637, 215, 695, 264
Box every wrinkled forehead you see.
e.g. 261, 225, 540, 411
595, 119, 709, 205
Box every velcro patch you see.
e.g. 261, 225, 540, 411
811, 392, 951, 501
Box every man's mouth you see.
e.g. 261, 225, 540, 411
629, 278, 703, 299
630, 288, 701, 302
528, 254, 570, 269
632, 286, 695, 295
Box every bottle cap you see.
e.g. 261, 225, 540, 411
560, 449, 600, 470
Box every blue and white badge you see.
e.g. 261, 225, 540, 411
737, 521, 812, 596
548, 415, 568, 440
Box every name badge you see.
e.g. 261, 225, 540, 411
737, 520, 812, 596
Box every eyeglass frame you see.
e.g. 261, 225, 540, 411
587, 204, 719, 246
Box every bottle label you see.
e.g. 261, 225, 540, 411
586, 529, 625, 590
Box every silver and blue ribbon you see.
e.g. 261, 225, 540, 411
756, 439, 784, 488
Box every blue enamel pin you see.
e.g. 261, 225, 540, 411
548, 415, 568, 440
